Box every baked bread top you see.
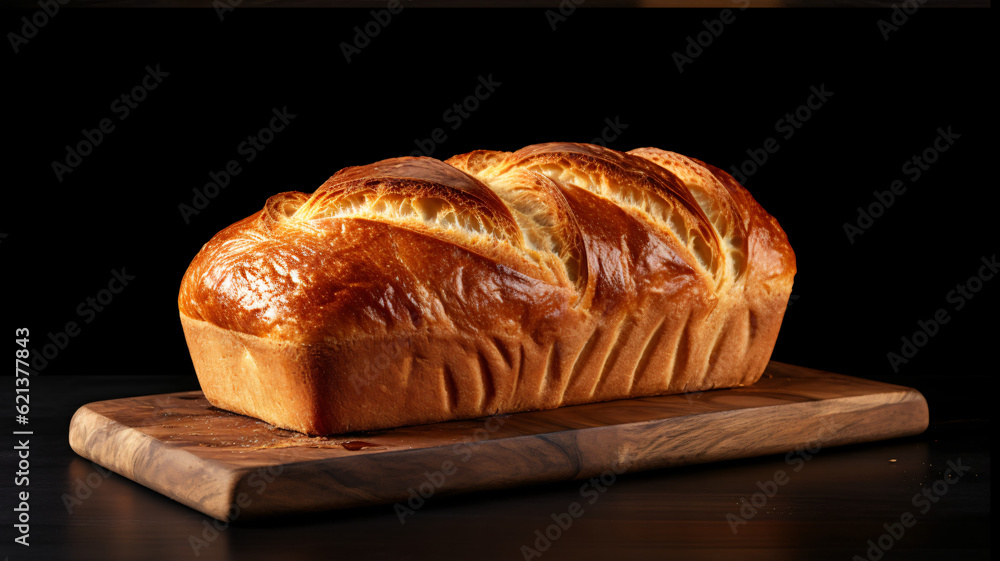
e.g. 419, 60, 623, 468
178, 142, 795, 353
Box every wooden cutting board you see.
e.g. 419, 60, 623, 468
68, 361, 928, 522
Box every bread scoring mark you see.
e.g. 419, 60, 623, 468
445, 150, 506, 175
502, 340, 523, 406
442, 363, 460, 412
492, 336, 514, 370
524, 161, 720, 283
742, 307, 754, 358
705, 319, 730, 378
665, 310, 693, 390
238, 339, 260, 373
566, 324, 601, 403
287, 156, 527, 256
728, 242, 747, 282
501, 196, 577, 283
477, 351, 497, 412
629, 315, 669, 395
629, 148, 750, 285
458, 168, 588, 295
293, 187, 506, 242
542, 341, 561, 403
263, 191, 310, 224
589, 316, 630, 399
514, 341, 525, 400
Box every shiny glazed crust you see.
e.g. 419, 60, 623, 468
178, 142, 796, 435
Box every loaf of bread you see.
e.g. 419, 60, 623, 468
178, 142, 795, 435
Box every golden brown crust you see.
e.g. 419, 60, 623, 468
179, 142, 796, 435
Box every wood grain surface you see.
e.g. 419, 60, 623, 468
67, 361, 928, 521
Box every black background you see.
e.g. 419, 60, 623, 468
3, 8, 993, 395
1, 8, 994, 561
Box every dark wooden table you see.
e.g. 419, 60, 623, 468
1, 372, 990, 561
